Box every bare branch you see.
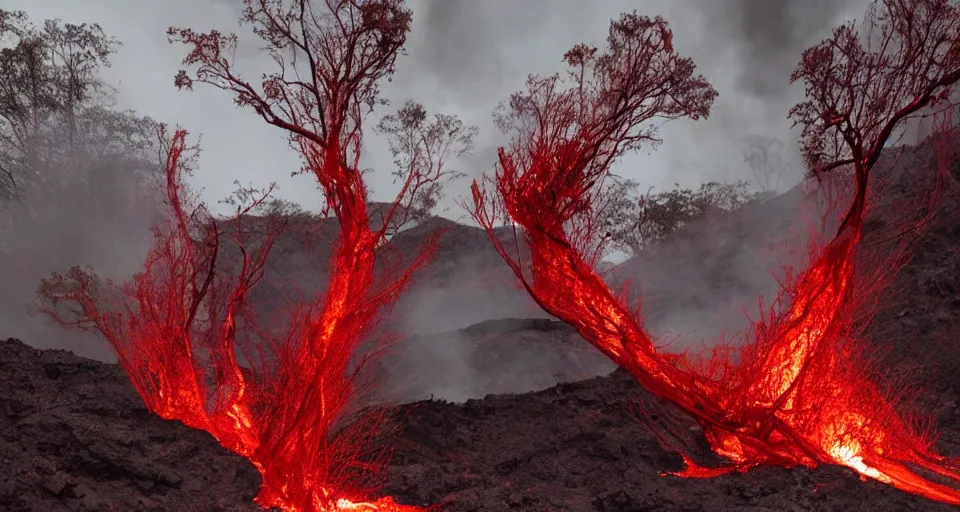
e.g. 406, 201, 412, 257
168, 0, 412, 176
374, 99, 477, 234
788, 0, 960, 233
475, 11, 717, 263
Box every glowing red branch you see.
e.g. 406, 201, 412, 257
65, 1, 451, 509
40, 123, 436, 512
472, 2, 960, 505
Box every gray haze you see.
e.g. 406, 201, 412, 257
376, 319, 617, 404
690, 0, 864, 100
377, 180, 833, 404
0, 0, 874, 401
0, 163, 160, 362
2, 0, 871, 213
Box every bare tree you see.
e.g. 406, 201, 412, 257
473, 13, 717, 271
0, 10, 120, 196
470, 10, 717, 393
789, 0, 960, 235
741, 134, 787, 194
36, 1, 446, 510
601, 180, 761, 256
30, 1, 446, 510
375, 99, 477, 234
0, 10, 157, 237
0, 12, 163, 362
594, 174, 642, 254
469, 1, 960, 503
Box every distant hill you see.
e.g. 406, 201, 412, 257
215, 139, 958, 402
606, 184, 807, 346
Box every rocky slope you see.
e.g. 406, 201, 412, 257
2, 313, 958, 512
3, 141, 959, 511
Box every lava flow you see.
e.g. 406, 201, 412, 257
472, 125, 960, 506
35, 0, 451, 508
39, 130, 436, 512
470, 4, 960, 504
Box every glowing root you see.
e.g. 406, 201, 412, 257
471, 141, 960, 504
526, 227, 958, 503
253, 489, 423, 512
711, 231, 960, 504
42, 132, 435, 512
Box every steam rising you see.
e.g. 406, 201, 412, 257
0, 160, 161, 362
0, 0, 868, 403
688, 0, 863, 101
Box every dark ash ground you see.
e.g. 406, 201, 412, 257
3, 277, 959, 511
3, 148, 960, 511
2, 322, 958, 512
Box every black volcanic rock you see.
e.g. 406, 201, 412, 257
0, 337, 264, 512
375, 318, 617, 404
2, 324, 958, 511
3, 141, 960, 511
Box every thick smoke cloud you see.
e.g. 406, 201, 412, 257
0, 0, 878, 404
405, 0, 581, 96
687, 0, 863, 101
414, 1, 509, 94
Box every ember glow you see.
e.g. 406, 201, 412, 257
39, 131, 437, 512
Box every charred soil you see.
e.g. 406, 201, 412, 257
2, 324, 958, 511
3, 166, 960, 511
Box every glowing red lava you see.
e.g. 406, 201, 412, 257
40, 130, 436, 512
471, 130, 960, 506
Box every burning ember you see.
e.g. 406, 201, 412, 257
471, 1, 960, 505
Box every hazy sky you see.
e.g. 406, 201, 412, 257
6, 0, 871, 217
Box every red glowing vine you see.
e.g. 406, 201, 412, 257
38, 0, 453, 510
40, 126, 438, 511
471, 1, 960, 504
